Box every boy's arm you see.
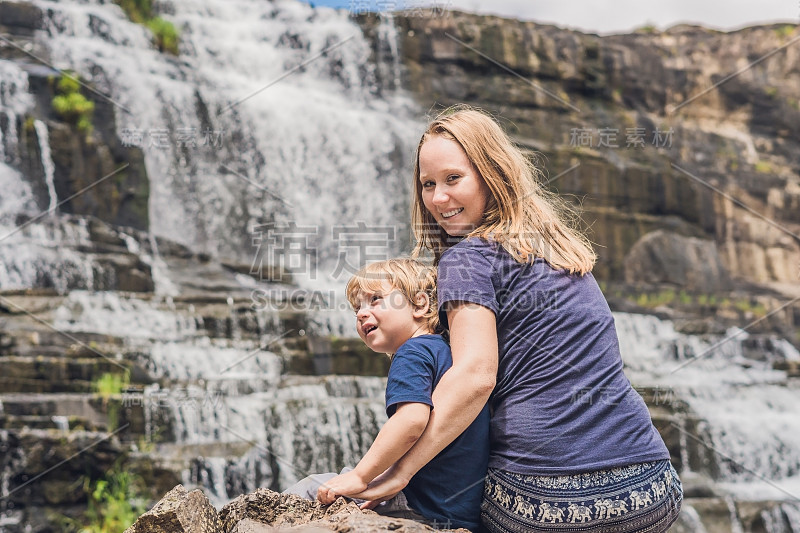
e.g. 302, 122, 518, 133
317, 401, 430, 503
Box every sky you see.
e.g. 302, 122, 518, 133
305, 0, 799, 34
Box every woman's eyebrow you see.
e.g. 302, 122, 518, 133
420, 167, 464, 179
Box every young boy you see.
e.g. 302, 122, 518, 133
283, 259, 489, 531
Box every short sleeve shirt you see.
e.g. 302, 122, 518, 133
437, 239, 669, 475
386, 335, 489, 530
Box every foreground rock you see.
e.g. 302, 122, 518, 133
123, 485, 223, 533
125, 485, 468, 533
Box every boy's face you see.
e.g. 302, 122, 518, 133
354, 281, 426, 355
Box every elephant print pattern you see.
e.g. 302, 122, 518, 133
481, 461, 682, 532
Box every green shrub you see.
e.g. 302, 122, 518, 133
114, 0, 179, 55
57, 74, 82, 94
81, 468, 146, 533
774, 25, 795, 39
52, 72, 94, 134
146, 17, 180, 55
755, 161, 773, 174
116, 0, 153, 23
93, 372, 130, 399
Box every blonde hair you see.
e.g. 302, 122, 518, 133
411, 106, 596, 274
346, 259, 439, 334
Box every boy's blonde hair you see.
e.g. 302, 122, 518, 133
346, 259, 439, 334
411, 105, 596, 274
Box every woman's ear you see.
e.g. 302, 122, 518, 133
412, 292, 431, 318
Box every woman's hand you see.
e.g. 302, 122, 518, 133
316, 470, 369, 504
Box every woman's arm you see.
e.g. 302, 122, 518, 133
317, 402, 430, 503
353, 302, 498, 502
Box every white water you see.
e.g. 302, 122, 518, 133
0, 61, 37, 223
33, 0, 420, 286
0, 61, 106, 293
51, 288, 387, 503
32, 120, 57, 214
615, 312, 800, 506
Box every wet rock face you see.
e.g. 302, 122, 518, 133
358, 12, 800, 296
126, 485, 467, 533
0, 2, 43, 33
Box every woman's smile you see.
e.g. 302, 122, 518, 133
441, 208, 464, 218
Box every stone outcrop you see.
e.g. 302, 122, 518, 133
124, 485, 224, 533
124, 485, 467, 533
358, 12, 800, 324
624, 230, 731, 291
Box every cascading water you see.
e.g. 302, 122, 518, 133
615, 313, 800, 528
31, 120, 56, 214
0, 61, 109, 292
33, 0, 420, 289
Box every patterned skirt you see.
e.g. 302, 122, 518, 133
481, 460, 682, 533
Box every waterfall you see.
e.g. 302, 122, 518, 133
376, 14, 403, 91
0, 61, 105, 292
0, 61, 33, 168
32, 120, 57, 215
615, 312, 800, 503
0, 61, 36, 223
33, 0, 421, 286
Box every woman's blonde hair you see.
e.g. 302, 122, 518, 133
411, 106, 596, 274
346, 259, 439, 334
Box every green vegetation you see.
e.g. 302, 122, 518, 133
93, 372, 130, 430
774, 25, 796, 40
54, 466, 146, 533
93, 372, 130, 399
636, 24, 658, 34
765, 86, 778, 99
733, 299, 767, 317
755, 160, 774, 174
625, 289, 768, 318
634, 289, 676, 308
81, 467, 146, 533
52, 72, 94, 134
116, 0, 153, 22
115, 0, 179, 55
146, 17, 180, 54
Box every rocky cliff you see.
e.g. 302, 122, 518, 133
360, 11, 800, 340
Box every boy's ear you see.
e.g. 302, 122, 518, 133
412, 292, 430, 318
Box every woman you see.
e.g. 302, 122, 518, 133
355, 106, 682, 532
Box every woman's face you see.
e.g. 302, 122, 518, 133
418, 135, 490, 237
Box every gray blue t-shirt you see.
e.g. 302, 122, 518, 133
437, 238, 670, 475
386, 334, 489, 531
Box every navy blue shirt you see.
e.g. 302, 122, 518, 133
437, 238, 670, 475
386, 334, 489, 531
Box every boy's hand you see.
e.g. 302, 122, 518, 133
316, 470, 369, 504
351, 463, 408, 503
